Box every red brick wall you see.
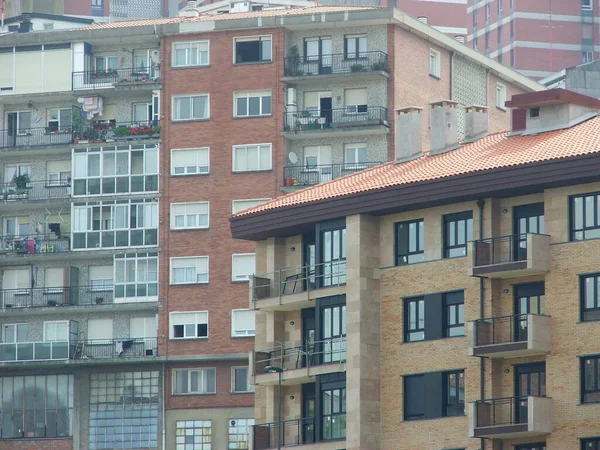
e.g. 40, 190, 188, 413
0, 439, 73, 450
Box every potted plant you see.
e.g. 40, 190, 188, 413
95, 297, 104, 305
13, 173, 30, 189
350, 64, 366, 72
371, 61, 387, 71
285, 45, 301, 76
47, 300, 58, 307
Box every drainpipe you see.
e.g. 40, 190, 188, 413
162, 362, 166, 450
476, 199, 486, 450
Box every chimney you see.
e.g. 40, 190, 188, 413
463, 105, 489, 142
394, 107, 423, 162
429, 100, 459, 155
19, 12, 32, 33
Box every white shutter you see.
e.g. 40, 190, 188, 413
130, 317, 157, 338
170, 311, 207, 326
232, 198, 271, 214
344, 88, 367, 106
88, 318, 113, 340
45, 267, 65, 288
319, 146, 332, 165
172, 149, 196, 167
304, 92, 318, 108
89, 265, 113, 281
3, 269, 30, 290
47, 160, 71, 173
232, 309, 255, 335
232, 254, 256, 280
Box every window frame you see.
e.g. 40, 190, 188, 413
231, 308, 256, 337
395, 218, 425, 266
231, 198, 271, 214
231, 366, 254, 393
580, 273, 600, 321
582, 355, 600, 403
175, 419, 212, 450
570, 192, 600, 241
171, 147, 210, 176
403, 374, 424, 421
170, 201, 210, 230
496, 83, 507, 110
171, 94, 210, 121
429, 49, 441, 78
321, 385, 346, 440
172, 368, 216, 395
583, 51, 594, 63
443, 370, 465, 417
443, 292, 465, 337
170, 256, 209, 285
228, 418, 255, 450
233, 35, 272, 64
231, 253, 256, 282
443, 211, 473, 259
232, 143, 272, 172
582, 0, 593, 10
343, 143, 368, 169
172, 40, 210, 68
530, 107, 540, 118
582, 438, 600, 450
344, 34, 367, 59
233, 90, 272, 118
169, 311, 209, 339
113, 252, 158, 302
404, 297, 425, 343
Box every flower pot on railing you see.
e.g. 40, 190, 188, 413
95, 297, 104, 305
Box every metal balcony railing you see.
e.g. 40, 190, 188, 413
75, 338, 158, 359
283, 51, 388, 77
473, 314, 545, 346
252, 259, 346, 301
254, 336, 347, 376
0, 285, 115, 309
473, 234, 539, 266
474, 396, 535, 427
283, 107, 388, 133
0, 234, 70, 255
0, 127, 73, 148
72, 65, 160, 90
74, 121, 160, 144
0, 180, 70, 202
283, 162, 382, 187
0, 340, 71, 362
253, 417, 317, 450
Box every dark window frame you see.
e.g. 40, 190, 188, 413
443, 292, 465, 337
580, 273, 600, 321
320, 385, 346, 440
530, 107, 540, 118
570, 192, 600, 241
234, 36, 272, 64
443, 211, 473, 259
582, 438, 600, 450
443, 370, 465, 417
582, 355, 600, 403
344, 35, 367, 60
404, 297, 425, 342
395, 218, 424, 266
403, 374, 424, 421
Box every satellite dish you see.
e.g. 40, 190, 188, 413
288, 152, 298, 164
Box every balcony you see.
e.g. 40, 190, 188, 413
283, 107, 389, 139
0, 127, 73, 149
72, 66, 160, 91
0, 233, 70, 256
468, 314, 551, 358
251, 260, 346, 311
0, 180, 70, 203
254, 337, 346, 386
283, 162, 382, 189
469, 234, 550, 278
469, 396, 552, 439
0, 285, 118, 309
282, 51, 388, 84
253, 418, 345, 450
0, 340, 70, 362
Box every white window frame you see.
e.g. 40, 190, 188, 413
169, 311, 209, 339
172, 94, 210, 121
231, 253, 256, 282
172, 40, 210, 67
344, 143, 368, 169
582, 0, 593, 10
113, 253, 158, 303
176, 420, 212, 450
583, 50, 594, 63
172, 368, 216, 395
231, 366, 254, 393
170, 202, 210, 230
170, 256, 209, 285
171, 148, 210, 176
232, 143, 272, 172
43, 320, 69, 342
94, 55, 118, 71
47, 108, 71, 132
47, 171, 71, 186
89, 265, 114, 292
231, 198, 271, 214
228, 419, 255, 450
2, 323, 27, 343
233, 90, 272, 118
496, 83, 507, 110
429, 49, 441, 78
233, 35, 272, 64
231, 309, 255, 337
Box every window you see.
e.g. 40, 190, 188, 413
232, 198, 271, 214
0, 374, 74, 439
170, 257, 209, 284
583, 50, 594, 63
89, 371, 159, 449
234, 90, 272, 117
404, 374, 424, 420
92, 0, 103, 7
47, 108, 72, 132
232, 366, 253, 393
345, 34, 367, 59
443, 211, 473, 258
94, 55, 118, 72
496, 83, 507, 110
583, 438, 600, 450
344, 88, 367, 114
580, 274, 600, 321
498, 0, 503, 14
173, 368, 216, 394
172, 41, 209, 67
11, 111, 32, 133
344, 143, 368, 168
47, 160, 71, 186
405, 297, 425, 342
114, 253, 158, 301
170, 311, 209, 339
234, 36, 272, 64
176, 420, 212, 449
228, 418, 254, 450
571, 192, 600, 241
485, 3, 490, 20
171, 202, 209, 229
43, 321, 69, 341
429, 49, 441, 78
232, 253, 255, 281
530, 107, 540, 118
89, 265, 113, 291
3, 323, 27, 342
172, 148, 209, 175
132, 102, 150, 124
582, 0, 593, 10
44, 268, 65, 293
444, 370, 465, 416
44, 23, 54, 30
444, 292, 465, 337
232, 143, 272, 172
231, 309, 255, 337
395, 219, 424, 265
88, 318, 113, 340
172, 94, 209, 121
321, 386, 346, 440
582, 355, 600, 403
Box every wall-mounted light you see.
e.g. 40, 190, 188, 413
503, 289, 509, 294
290, 395, 295, 400
290, 321, 295, 326
290, 247, 296, 252
503, 208, 509, 213
504, 368, 510, 374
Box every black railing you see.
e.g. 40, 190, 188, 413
473, 234, 533, 266
72, 65, 160, 90
283, 51, 388, 77
0, 234, 70, 255
473, 314, 536, 346
0, 127, 73, 148
283, 162, 382, 187
0, 285, 115, 309
474, 396, 531, 427
74, 121, 160, 144
253, 417, 316, 450
75, 338, 158, 359
284, 106, 388, 132
0, 180, 70, 202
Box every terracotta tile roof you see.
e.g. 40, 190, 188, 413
236, 116, 600, 216
80, 6, 378, 30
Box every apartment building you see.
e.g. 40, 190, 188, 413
467, 0, 600, 80
231, 87, 600, 450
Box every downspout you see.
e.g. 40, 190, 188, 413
476, 198, 486, 450
162, 362, 166, 450
450, 52, 455, 100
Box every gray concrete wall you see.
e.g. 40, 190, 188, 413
565, 62, 600, 99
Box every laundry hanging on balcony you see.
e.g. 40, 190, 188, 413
77, 96, 104, 120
